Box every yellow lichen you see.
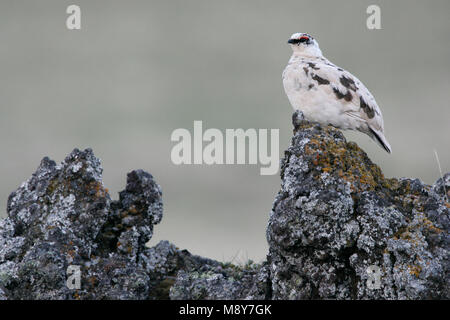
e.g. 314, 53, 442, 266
408, 265, 422, 277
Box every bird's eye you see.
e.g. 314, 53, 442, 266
287, 35, 311, 45
299, 36, 309, 43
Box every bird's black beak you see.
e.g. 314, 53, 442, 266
287, 39, 299, 44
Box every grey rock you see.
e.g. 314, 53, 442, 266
0, 288, 6, 300
0, 148, 213, 299
1, 149, 111, 299
0, 112, 448, 299
169, 261, 270, 300
266, 111, 449, 299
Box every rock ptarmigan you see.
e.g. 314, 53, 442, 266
282, 32, 392, 153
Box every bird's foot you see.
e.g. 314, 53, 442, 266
292, 110, 306, 129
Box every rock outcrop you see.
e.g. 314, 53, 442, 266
0, 149, 234, 299
266, 111, 449, 299
0, 112, 448, 299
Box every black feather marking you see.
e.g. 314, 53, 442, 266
360, 96, 375, 119
340, 76, 357, 91
333, 87, 352, 101
308, 62, 320, 70
312, 74, 330, 85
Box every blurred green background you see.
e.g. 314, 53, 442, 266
0, 0, 449, 262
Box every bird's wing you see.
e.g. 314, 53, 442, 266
304, 60, 385, 132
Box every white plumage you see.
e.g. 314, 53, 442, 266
283, 32, 391, 153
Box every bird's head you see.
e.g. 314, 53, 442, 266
287, 33, 322, 57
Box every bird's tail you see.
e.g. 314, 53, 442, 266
368, 126, 392, 153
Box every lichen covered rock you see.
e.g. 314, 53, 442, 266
1, 149, 111, 299
266, 111, 449, 299
0, 148, 215, 299
0, 112, 448, 300
169, 261, 270, 300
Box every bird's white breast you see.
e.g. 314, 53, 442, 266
282, 55, 375, 132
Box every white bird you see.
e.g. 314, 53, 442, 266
283, 32, 392, 153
